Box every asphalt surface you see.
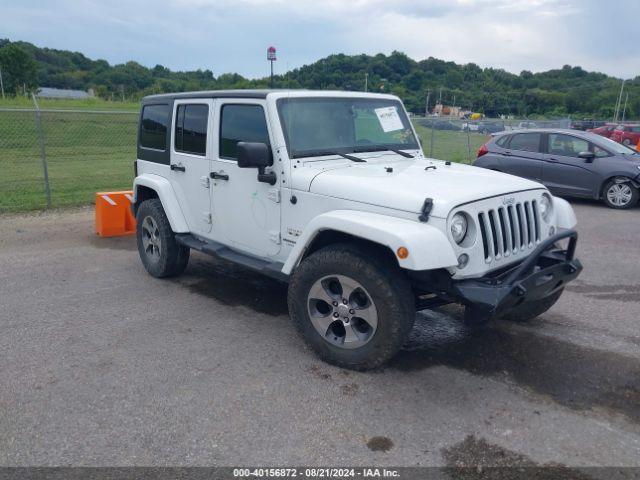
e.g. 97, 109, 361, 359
0, 200, 639, 467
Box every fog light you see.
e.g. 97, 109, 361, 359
457, 254, 469, 269
549, 226, 555, 237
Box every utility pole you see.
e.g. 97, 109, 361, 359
438, 87, 443, 105
614, 79, 626, 123
0, 65, 4, 99
364, 73, 368, 92
622, 92, 629, 122
425, 89, 431, 116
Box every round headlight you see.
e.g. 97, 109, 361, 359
451, 213, 468, 244
540, 194, 553, 223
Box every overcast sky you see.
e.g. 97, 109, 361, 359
2, 0, 639, 79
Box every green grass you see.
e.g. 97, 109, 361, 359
0, 105, 487, 212
413, 123, 489, 164
0, 109, 138, 212
0, 96, 140, 111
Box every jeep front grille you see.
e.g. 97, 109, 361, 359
477, 200, 540, 263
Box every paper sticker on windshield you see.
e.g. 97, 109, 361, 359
375, 106, 404, 133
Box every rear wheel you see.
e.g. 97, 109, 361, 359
622, 138, 632, 146
288, 244, 415, 370
136, 199, 190, 278
602, 179, 638, 209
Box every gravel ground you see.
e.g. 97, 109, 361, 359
0, 200, 639, 467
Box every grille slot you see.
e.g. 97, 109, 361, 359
477, 200, 541, 263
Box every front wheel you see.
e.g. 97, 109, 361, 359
136, 199, 190, 278
288, 244, 415, 370
602, 179, 638, 209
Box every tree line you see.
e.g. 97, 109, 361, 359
0, 39, 638, 119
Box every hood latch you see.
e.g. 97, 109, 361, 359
419, 198, 434, 223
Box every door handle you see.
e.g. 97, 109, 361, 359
170, 164, 186, 172
210, 171, 229, 181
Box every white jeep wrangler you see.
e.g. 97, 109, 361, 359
132, 90, 582, 370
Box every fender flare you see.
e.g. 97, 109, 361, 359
282, 210, 458, 275
133, 174, 189, 232
552, 196, 577, 230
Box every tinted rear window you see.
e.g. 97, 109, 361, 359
140, 104, 170, 151
175, 104, 209, 156
508, 133, 541, 153
496, 135, 510, 147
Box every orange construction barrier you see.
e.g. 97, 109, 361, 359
636, 138, 640, 152
95, 191, 136, 237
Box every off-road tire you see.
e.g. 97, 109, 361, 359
288, 243, 415, 370
136, 199, 190, 278
602, 179, 639, 209
501, 289, 563, 323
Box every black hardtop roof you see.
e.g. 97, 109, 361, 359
141, 89, 279, 104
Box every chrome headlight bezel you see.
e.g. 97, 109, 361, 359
540, 193, 553, 223
450, 212, 468, 244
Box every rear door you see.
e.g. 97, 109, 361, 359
542, 133, 599, 197
501, 132, 544, 182
169, 99, 214, 234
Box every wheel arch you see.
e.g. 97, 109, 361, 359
282, 210, 458, 275
133, 174, 189, 232
598, 175, 640, 199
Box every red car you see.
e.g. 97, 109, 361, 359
611, 124, 640, 147
587, 123, 618, 139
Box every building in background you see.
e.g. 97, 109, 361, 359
36, 87, 94, 99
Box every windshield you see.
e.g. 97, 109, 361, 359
277, 97, 419, 159
597, 135, 639, 155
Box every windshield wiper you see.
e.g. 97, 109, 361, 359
295, 150, 366, 162
353, 146, 415, 158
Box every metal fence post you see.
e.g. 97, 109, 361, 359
31, 94, 52, 208
429, 117, 434, 158
466, 125, 471, 163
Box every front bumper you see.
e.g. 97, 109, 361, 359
450, 230, 582, 321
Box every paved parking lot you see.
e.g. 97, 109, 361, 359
0, 200, 639, 467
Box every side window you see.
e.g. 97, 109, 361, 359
593, 145, 610, 158
496, 135, 510, 147
632, 126, 640, 133
140, 104, 170, 150
175, 104, 209, 156
219, 104, 269, 160
508, 133, 541, 153
548, 134, 589, 158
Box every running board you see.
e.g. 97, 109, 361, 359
175, 233, 289, 283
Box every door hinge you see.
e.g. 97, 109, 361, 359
202, 212, 212, 224
200, 176, 210, 188
267, 188, 281, 204
269, 230, 281, 244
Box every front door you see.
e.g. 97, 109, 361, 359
542, 133, 599, 197
169, 99, 214, 234
209, 99, 281, 257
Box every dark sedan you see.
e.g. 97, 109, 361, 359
474, 129, 640, 209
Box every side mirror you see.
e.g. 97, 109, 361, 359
237, 142, 273, 169
578, 151, 595, 163
236, 142, 277, 185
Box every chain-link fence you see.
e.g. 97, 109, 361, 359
0, 105, 609, 213
412, 116, 572, 165
0, 107, 138, 212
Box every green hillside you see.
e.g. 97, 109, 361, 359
0, 39, 638, 119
